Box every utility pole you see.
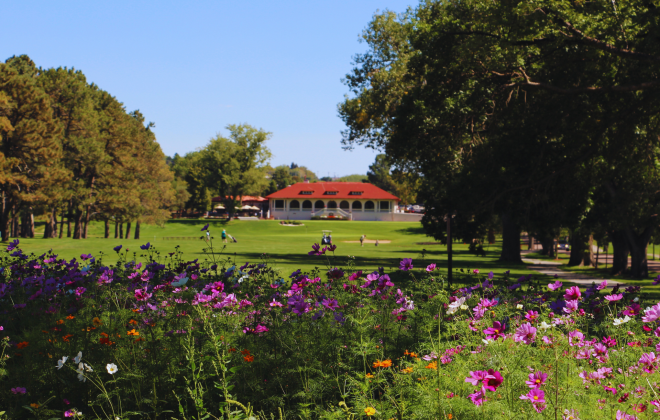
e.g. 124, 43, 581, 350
447, 213, 452, 286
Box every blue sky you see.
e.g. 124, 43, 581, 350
3, 1, 415, 178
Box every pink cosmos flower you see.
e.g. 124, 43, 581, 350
564, 286, 581, 301
426, 263, 436, 272
651, 400, 660, 413
563, 300, 579, 314
525, 310, 539, 322
639, 352, 658, 373
604, 386, 617, 395
597, 280, 608, 290
468, 390, 486, 406
576, 348, 594, 360
616, 410, 638, 420
525, 372, 548, 389
478, 298, 498, 309
473, 269, 479, 274
604, 294, 623, 303
465, 370, 494, 387
134, 288, 152, 301
542, 336, 553, 344
514, 323, 537, 345
642, 303, 660, 323
269, 299, 283, 307
568, 330, 584, 346
548, 281, 563, 291
483, 321, 506, 340
623, 304, 641, 316
520, 389, 546, 412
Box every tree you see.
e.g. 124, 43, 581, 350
0, 63, 63, 241
271, 165, 293, 190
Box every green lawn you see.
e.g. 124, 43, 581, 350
13, 219, 546, 281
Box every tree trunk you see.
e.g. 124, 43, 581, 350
114, 221, 119, 239
20, 211, 28, 238
104, 219, 110, 238
66, 207, 72, 238
610, 230, 629, 275
134, 221, 140, 239
83, 205, 92, 239
11, 212, 18, 238
59, 205, 65, 238
28, 207, 34, 238
539, 236, 555, 258
499, 212, 522, 264
125, 222, 132, 240
119, 223, 124, 239
568, 229, 586, 267
583, 234, 594, 266
73, 210, 84, 239
625, 226, 653, 279
44, 211, 52, 238
487, 228, 495, 245
0, 203, 11, 242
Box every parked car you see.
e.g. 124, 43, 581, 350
558, 240, 570, 251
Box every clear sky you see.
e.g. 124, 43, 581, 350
3, 0, 415, 178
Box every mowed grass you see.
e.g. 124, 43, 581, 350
16, 219, 547, 282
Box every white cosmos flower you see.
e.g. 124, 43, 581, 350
460, 304, 468, 310
516, 304, 523, 310
633, 297, 639, 302
613, 316, 632, 326
482, 338, 492, 345
106, 363, 118, 374
57, 356, 68, 369
74, 351, 82, 364
539, 321, 554, 330
84, 363, 93, 372
446, 297, 466, 315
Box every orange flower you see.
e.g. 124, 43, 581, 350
243, 355, 254, 362
30, 403, 39, 409
62, 334, 73, 342
373, 359, 392, 368
127, 329, 139, 336
16, 341, 29, 349
41, 330, 48, 334
92, 317, 103, 326
240, 349, 251, 355
66, 315, 75, 320
57, 320, 64, 325
409, 352, 418, 358
128, 319, 138, 325
134, 337, 144, 342
228, 347, 237, 353
425, 362, 438, 370
404, 350, 409, 355
132, 309, 140, 313
447, 415, 453, 419
82, 327, 96, 332
100, 332, 109, 337
365, 373, 374, 378
401, 367, 414, 374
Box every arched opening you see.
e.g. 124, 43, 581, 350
339, 201, 350, 210
365, 201, 375, 211
314, 200, 325, 210
352, 201, 362, 211
302, 200, 312, 210
379, 201, 390, 212
327, 201, 337, 209
290, 200, 300, 210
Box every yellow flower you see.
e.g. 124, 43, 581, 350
365, 407, 376, 416
365, 373, 374, 378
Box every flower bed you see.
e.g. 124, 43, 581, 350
1, 229, 660, 419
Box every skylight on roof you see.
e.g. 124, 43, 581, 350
300, 191, 313, 195
325, 191, 338, 195
349, 191, 363, 195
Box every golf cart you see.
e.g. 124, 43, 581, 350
321, 230, 332, 245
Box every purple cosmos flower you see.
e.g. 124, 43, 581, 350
604, 294, 623, 303
201, 223, 209, 231
564, 286, 581, 301
75, 287, 86, 296
6, 239, 19, 251
399, 258, 413, 271
426, 263, 436, 272
113, 245, 122, 252
525, 372, 548, 389
654, 275, 660, 286
140, 242, 151, 250
488, 271, 494, 280
308, 243, 322, 256
514, 323, 537, 344
548, 281, 563, 291
327, 244, 337, 252
11, 387, 26, 394
80, 254, 93, 260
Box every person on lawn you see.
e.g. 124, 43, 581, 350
222, 229, 227, 243
360, 235, 366, 247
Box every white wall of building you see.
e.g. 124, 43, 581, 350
269, 198, 419, 221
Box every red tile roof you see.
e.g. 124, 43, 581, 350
211, 195, 267, 203
265, 182, 399, 201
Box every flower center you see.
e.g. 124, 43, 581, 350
533, 396, 538, 400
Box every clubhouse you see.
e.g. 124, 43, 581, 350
266, 182, 420, 221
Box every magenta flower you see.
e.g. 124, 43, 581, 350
525, 310, 539, 322
616, 410, 638, 420
468, 390, 486, 406
548, 281, 563, 291
604, 386, 617, 395
639, 352, 658, 373
623, 304, 641, 317
483, 321, 506, 340
321, 298, 339, 311
604, 294, 623, 303
482, 369, 503, 392
520, 388, 546, 403
564, 286, 581, 301
526, 372, 548, 389
399, 258, 413, 271
75, 287, 86, 297
514, 323, 537, 344
426, 263, 436, 272
473, 269, 479, 274
597, 280, 608, 290
134, 288, 152, 301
